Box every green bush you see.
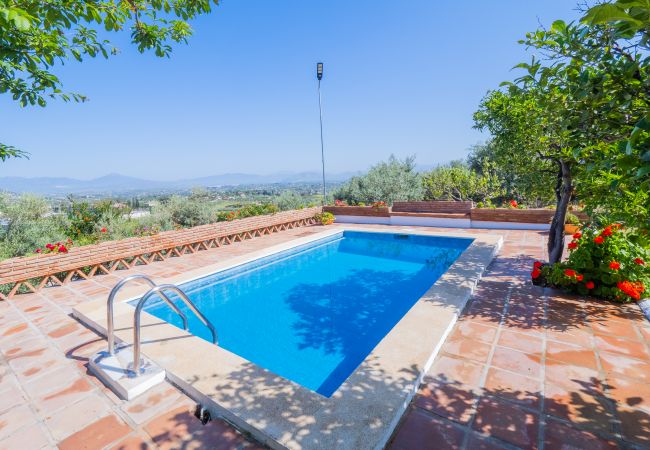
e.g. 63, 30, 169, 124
332, 155, 423, 206
532, 224, 649, 302
0, 194, 69, 259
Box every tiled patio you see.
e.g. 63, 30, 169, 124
0, 224, 648, 449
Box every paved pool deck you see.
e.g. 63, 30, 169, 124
0, 224, 648, 449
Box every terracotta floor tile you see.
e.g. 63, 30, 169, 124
34, 377, 94, 414
594, 335, 650, 361
615, 406, 650, 446
544, 382, 615, 435
543, 418, 619, 450
42, 393, 111, 441
546, 340, 599, 370
415, 379, 478, 424
109, 433, 154, 450
144, 406, 259, 450
589, 318, 641, 341
605, 374, 650, 413
544, 360, 603, 395
598, 351, 650, 383
0, 385, 27, 414
120, 382, 182, 425
491, 346, 542, 379
58, 414, 132, 450
496, 330, 543, 355
0, 422, 50, 450
452, 321, 498, 345
389, 408, 465, 450
465, 433, 511, 450
442, 337, 492, 364
546, 326, 594, 349
0, 404, 38, 440
428, 354, 485, 387
484, 367, 542, 408
472, 397, 539, 449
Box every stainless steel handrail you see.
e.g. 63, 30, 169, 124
107, 275, 189, 355
132, 284, 218, 376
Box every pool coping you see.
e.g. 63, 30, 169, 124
72, 225, 503, 450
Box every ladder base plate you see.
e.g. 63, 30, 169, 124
89, 344, 165, 400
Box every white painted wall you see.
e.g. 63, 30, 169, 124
331, 215, 551, 230
333, 215, 391, 225
389, 215, 471, 228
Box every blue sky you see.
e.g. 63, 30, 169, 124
1, 1, 580, 180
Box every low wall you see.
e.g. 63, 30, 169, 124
324, 206, 390, 217
469, 208, 555, 224
0, 207, 321, 299
325, 204, 586, 231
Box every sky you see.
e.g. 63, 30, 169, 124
0, 0, 582, 180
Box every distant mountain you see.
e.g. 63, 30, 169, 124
0, 171, 359, 195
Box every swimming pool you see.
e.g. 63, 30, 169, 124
136, 231, 472, 397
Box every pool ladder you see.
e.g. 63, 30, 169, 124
107, 274, 218, 377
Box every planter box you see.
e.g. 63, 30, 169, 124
470, 208, 556, 224
323, 206, 390, 217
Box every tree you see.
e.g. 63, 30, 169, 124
467, 142, 556, 207
0, 0, 219, 159
332, 155, 423, 205
422, 159, 504, 203
476, 9, 649, 263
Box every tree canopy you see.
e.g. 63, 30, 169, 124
475, 0, 650, 262
0, 0, 219, 160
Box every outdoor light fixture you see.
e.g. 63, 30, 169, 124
316, 62, 326, 203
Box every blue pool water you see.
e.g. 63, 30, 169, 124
136, 231, 472, 397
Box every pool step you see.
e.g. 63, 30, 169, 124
89, 343, 165, 400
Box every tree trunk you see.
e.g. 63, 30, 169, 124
547, 160, 573, 264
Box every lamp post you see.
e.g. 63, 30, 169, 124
316, 62, 326, 204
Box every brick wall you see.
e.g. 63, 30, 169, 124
0, 207, 321, 298
323, 206, 390, 217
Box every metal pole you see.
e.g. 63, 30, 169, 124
318, 77, 326, 204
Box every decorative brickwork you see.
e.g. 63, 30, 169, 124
323, 206, 390, 217
0, 207, 321, 300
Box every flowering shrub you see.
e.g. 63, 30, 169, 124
334, 199, 347, 206
35, 239, 73, 255
371, 201, 387, 208
532, 224, 649, 302
509, 199, 518, 208
315, 211, 335, 225
134, 225, 160, 237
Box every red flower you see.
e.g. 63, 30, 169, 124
617, 280, 645, 300
509, 200, 518, 208
35, 248, 42, 254
531, 268, 541, 279
57, 245, 68, 253
45, 243, 54, 250
601, 226, 613, 237
533, 261, 542, 269
612, 223, 622, 229
568, 242, 578, 250
594, 236, 605, 245
564, 269, 576, 277
100, 227, 107, 233
576, 274, 584, 281
585, 281, 595, 289
572, 232, 582, 239
635, 258, 645, 265
609, 261, 620, 270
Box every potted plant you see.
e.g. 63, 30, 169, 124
315, 211, 335, 225
564, 213, 581, 234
